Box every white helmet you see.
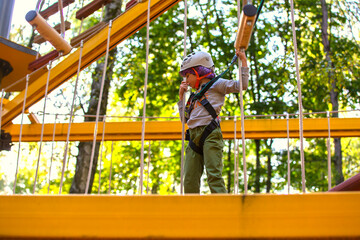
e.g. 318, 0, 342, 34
180, 51, 214, 72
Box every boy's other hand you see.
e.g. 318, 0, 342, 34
179, 80, 189, 101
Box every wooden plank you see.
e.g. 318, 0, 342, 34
0, 193, 360, 239
39, 0, 75, 19
33, 21, 71, 44
28, 50, 59, 71
329, 173, 360, 192
70, 22, 107, 47
27, 113, 40, 124
4, 118, 360, 142
125, 0, 138, 11
76, 0, 112, 20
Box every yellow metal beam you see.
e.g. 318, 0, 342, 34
1, 0, 181, 127
0, 193, 359, 239
4, 118, 360, 142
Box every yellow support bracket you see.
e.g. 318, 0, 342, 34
0, 193, 359, 239
4, 117, 360, 142
1, 0, 181, 128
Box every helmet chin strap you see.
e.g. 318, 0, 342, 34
192, 68, 212, 89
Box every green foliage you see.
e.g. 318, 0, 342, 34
1, 0, 360, 195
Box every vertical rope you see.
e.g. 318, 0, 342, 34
35, 0, 44, 12
58, 0, 65, 38
33, 61, 52, 194
59, 41, 84, 194
146, 141, 151, 194
180, 0, 188, 195
290, 0, 306, 193
100, 4, 105, 22
36, 45, 41, 59
233, 116, 238, 193
237, 0, 248, 194
65, 0, 71, 20
79, 19, 84, 35
286, 113, 291, 194
86, 21, 112, 194
0, 89, 4, 138
98, 115, 106, 194
78, 0, 85, 34
13, 75, 29, 194
108, 141, 114, 194
48, 114, 58, 194
139, 0, 151, 195
327, 111, 332, 190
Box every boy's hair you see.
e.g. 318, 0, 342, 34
180, 66, 215, 79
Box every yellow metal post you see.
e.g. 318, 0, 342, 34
4, 117, 360, 142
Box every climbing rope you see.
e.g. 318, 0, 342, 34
146, 141, 151, 194
286, 113, 291, 194
234, 116, 239, 193
254, 0, 265, 26
327, 111, 332, 190
59, 40, 84, 194
236, 0, 249, 194
290, 0, 306, 193
98, 115, 107, 194
33, 60, 52, 194
86, 20, 113, 194
35, 0, 44, 12
180, 0, 188, 195
58, 0, 66, 38
47, 113, 58, 194
78, 0, 86, 35
100, 4, 105, 22
108, 141, 114, 194
139, 0, 151, 195
0, 89, 4, 139
13, 75, 30, 194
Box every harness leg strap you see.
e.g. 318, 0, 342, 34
189, 138, 204, 155
187, 120, 220, 155
198, 119, 220, 150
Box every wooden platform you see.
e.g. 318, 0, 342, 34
39, 0, 75, 19
0, 193, 359, 239
0, 37, 40, 92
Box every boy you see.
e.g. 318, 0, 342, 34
178, 50, 249, 193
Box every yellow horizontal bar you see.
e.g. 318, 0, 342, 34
4, 118, 360, 142
0, 193, 359, 239
1, 0, 181, 127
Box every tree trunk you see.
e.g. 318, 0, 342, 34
70, 0, 122, 193
255, 139, 261, 193
320, 0, 344, 184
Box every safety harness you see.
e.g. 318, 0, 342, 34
184, 55, 238, 155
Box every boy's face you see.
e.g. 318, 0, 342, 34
185, 73, 197, 89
